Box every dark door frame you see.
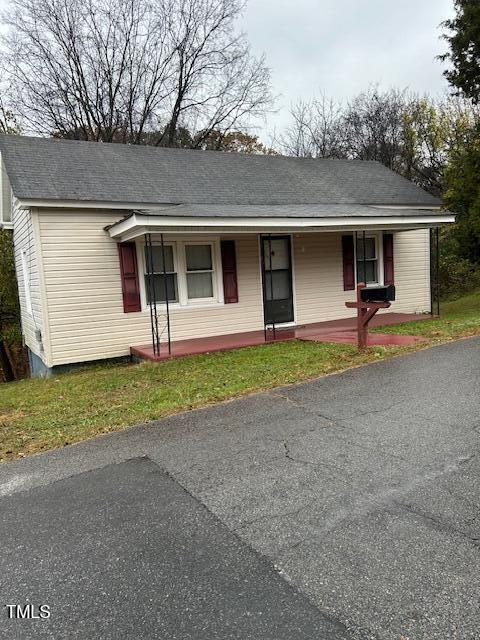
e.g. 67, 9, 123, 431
260, 234, 295, 328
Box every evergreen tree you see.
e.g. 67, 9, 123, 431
441, 0, 480, 103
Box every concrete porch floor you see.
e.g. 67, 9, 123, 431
131, 312, 431, 362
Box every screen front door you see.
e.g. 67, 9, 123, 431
261, 236, 294, 325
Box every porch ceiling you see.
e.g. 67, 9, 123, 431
106, 204, 455, 242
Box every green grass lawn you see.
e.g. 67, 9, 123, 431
1, 290, 479, 462
374, 290, 480, 338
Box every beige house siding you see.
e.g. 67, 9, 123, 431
12, 203, 45, 359
37, 210, 431, 367
292, 229, 431, 325
387, 229, 431, 313
38, 211, 264, 365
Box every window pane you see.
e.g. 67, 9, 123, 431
186, 245, 212, 271
356, 237, 376, 261
356, 260, 378, 284
263, 238, 289, 270
145, 273, 178, 303
187, 272, 214, 299
265, 270, 290, 301
144, 245, 174, 273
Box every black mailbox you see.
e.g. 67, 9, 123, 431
360, 285, 396, 303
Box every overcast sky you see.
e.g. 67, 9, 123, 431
0, 0, 456, 142
241, 0, 456, 141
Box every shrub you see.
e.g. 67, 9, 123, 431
0, 230, 29, 380
439, 253, 480, 299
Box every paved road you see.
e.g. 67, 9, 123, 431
1, 458, 345, 639
0, 337, 479, 639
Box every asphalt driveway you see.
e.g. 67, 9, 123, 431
1, 337, 479, 639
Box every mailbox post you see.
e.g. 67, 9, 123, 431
345, 283, 392, 350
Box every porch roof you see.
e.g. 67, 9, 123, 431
106, 204, 455, 241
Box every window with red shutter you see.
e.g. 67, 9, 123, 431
383, 233, 395, 285
342, 235, 355, 291
221, 240, 238, 303
118, 242, 141, 312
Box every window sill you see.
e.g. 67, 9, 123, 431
143, 301, 225, 312
356, 282, 382, 287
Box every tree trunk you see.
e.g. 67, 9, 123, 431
0, 338, 15, 382
5, 341, 30, 379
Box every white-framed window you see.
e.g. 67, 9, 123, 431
21, 249, 32, 315
143, 243, 178, 304
185, 242, 215, 301
140, 238, 222, 308
355, 234, 382, 285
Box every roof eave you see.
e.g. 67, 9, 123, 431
15, 198, 180, 211
107, 213, 456, 242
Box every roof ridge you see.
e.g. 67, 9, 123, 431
0, 133, 382, 164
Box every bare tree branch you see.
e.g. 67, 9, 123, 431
0, 0, 272, 145
281, 94, 346, 158
281, 86, 480, 197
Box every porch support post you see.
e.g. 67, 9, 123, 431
436, 226, 440, 317
268, 233, 276, 340
160, 233, 172, 354
145, 233, 160, 356
430, 227, 441, 318
354, 230, 359, 284
260, 235, 267, 342
362, 230, 367, 286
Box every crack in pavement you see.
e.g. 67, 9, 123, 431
281, 440, 347, 478
458, 452, 477, 466
442, 483, 480, 520
266, 392, 412, 465
270, 393, 408, 423
329, 429, 410, 464
279, 428, 410, 469
267, 391, 420, 434
337, 399, 407, 421
266, 391, 338, 425
266, 392, 411, 468
263, 423, 331, 445
394, 500, 480, 548
271, 455, 480, 564
232, 495, 321, 533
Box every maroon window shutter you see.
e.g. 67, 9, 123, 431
342, 235, 355, 291
118, 242, 141, 312
383, 233, 395, 285
221, 240, 239, 303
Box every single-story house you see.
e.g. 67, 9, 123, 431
0, 134, 454, 376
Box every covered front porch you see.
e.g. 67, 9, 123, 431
106, 203, 450, 362
130, 312, 429, 362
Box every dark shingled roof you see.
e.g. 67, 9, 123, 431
0, 134, 441, 207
